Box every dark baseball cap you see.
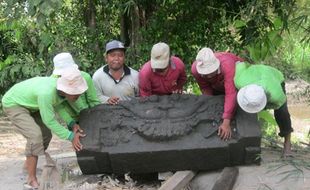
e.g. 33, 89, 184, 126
105, 40, 125, 54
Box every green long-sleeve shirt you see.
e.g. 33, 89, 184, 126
54, 71, 100, 127
234, 62, 286, 109
2, 77, 74, 140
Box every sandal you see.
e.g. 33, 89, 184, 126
23, 182, 39, 190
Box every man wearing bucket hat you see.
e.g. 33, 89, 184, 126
191, 47, 243, 141
52, 52, 100, 133
139, 42, 187, 96
93, 40, 139, 105
2, 68, 88, 189
234, 62, 293, 157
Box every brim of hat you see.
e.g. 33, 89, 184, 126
151, 58, 169, 69
56, 78, 88, 95
196, 60, 220, 75
53, 64, 79, 76
237, 87, 267, 113
106, 47, 126, 54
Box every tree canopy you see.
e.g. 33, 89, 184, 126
1, 0, 309, 95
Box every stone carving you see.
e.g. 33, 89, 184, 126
101, 94, 224, 143
77, 94, 261, 174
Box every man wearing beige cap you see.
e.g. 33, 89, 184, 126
52, 52, 100, 132
93, 40, 139, 105
139, 42, 187, 96
2, 68, 88, 189
235, 62, 293, 157
191, 47, 243, 141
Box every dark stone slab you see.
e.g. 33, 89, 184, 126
77, 94, 261, 174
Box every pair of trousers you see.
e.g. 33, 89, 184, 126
3, 106, 52, 156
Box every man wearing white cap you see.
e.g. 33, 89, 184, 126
52, 52, 100, 132
2, 68, 88, 189
191, 47, 243, 140
234, 62, 293, 157
92, 40, 139, 105
139, 42, 187, 96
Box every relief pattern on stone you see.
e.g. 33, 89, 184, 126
77, 94, 260, 174
99, 94, 231, 146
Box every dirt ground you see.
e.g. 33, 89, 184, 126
0, 79, 309, 190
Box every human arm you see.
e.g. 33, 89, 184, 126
38, 95, 73, 140
92, 72, 110, 103
54, 102, 77, 131
72, 131, 86, 151
221, 58, 238, 120
218, 119, 232, 140
81, 71, 100, 107
38, 94, 87, 151
139, 66, 153, 97
133, 70, 140, 97
174, 57, 187, 92
215, 58, 239, 141
92, 72, 121, 105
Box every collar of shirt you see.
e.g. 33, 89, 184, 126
103, 65, 131, 84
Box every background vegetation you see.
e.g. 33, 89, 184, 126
0, 0, 309, 98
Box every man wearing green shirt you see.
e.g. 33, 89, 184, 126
52, 52, 100, 131
234, 62, 293, 157
2, 68, 88, 189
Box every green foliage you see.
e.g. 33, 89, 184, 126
245, 26, 283, 62
258, 110, 279, 140
264, 2, 310, 82
0, 0, 303, 97
0, 54, 46, 94
186, 82, 202, 95
291, 0, 310, 43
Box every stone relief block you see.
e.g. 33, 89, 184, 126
77, 94, 261, 174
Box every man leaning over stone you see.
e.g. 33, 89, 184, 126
92, 40, 139, 105
52, 52, 100, 133
191, 47, 243, 141
139, 42, 187, 97
2, 68, 88, 189
234, 61, 293, 157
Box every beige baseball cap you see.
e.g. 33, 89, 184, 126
151, 42, 170, 69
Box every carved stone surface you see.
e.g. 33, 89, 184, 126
77, 94, 261, 174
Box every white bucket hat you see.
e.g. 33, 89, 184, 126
151, 42, 170, 69
56, 68, 88, 95
195, 48, 220, 75
237, 84, 267, 113
53, 52, 78, 75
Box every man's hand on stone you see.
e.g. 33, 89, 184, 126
72, 132, 86, 151
218, 119, 232, 141
72, 124, 83, 133
172, 89, 183, 94
107, 96, 120, 105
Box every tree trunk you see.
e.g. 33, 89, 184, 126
130, 4, 141, 64
84, 0, 102, 67
120, 13, 130, 47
